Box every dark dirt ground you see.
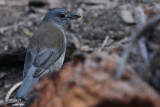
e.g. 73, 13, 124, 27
0, 0, 160, 102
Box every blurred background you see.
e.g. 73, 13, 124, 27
0, 0, 160, 106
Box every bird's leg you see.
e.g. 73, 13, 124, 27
17, 99, 21, 107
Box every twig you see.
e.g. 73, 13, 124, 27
5, 81, 23, 102
98, 36, 109, 51
78, 0, 109, 4
136, 7, 150, 66
116, 14, 160, 79
135, 7, 147, 28
70, 34, 81, 48
0, 99, 24, 106
34, 8, 48, 14
12, 102, 24, 107
138, 38, 150, 65
0, 98, 17, 106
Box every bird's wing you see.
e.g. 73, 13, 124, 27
32, 49, 59, 77
23, 22, 65, 78
23, 41, 65, 78
23, 49, 37, 78
33, 41, 65, 77
34, 49, 59, 68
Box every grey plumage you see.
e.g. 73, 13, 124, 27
16, 8, 80, 100
16, 66, 38, 100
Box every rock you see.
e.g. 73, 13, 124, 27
78, 0, 118, 9
119, 5, 136, 24
80, 45, 89, 51
105, 0, 118, 9
28, 52, 160, 107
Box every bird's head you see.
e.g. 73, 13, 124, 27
43, 8, 81, 30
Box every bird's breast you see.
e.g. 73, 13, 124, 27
29, 22, 65, 50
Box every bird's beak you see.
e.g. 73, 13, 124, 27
68, 13, 81, 19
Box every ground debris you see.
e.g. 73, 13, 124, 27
1, 0, 160, 106
27, 52, 160, 107
119, 4, 136, 24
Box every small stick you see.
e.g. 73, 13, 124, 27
99, 36, 109, 51
0, 98, 17, 106
116, 15, 160, 79
5, 81, 23, 102
138, 38, 150, 65
136, 7, 150, 66
136, 7, 147, 28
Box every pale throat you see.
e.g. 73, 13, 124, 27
52, 21, 64, 33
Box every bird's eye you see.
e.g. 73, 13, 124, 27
59, 14, 65, 18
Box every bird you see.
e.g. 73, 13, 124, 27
16, 8, 80, 100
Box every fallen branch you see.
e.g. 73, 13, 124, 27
138, 38, 150, 66
0, 98, 17, 106
116, 14, 160, 79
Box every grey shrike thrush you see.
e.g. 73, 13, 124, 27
16, 8, 80, 100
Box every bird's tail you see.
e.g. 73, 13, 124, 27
16, 66, 39, 100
